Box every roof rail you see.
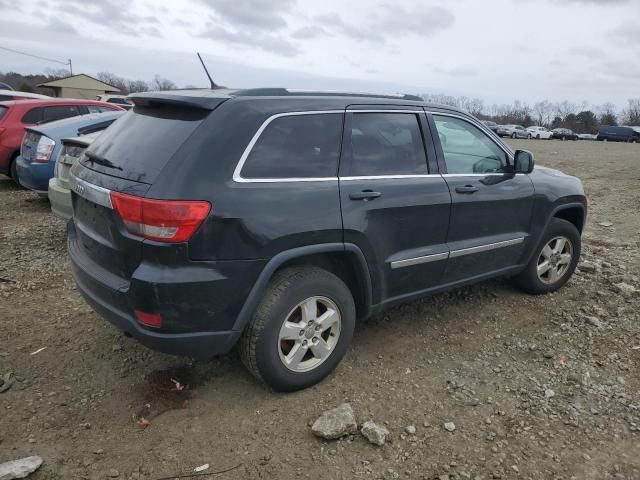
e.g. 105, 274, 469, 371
232, 88, 424, 102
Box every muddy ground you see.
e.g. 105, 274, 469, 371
1, 139, 639, 480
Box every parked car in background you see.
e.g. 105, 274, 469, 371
16, 111, 124, 195
526, 126, 553, 139
95, 94, 133, 109
497, 124, 528, 138
67, 88, 586, 392
49, 130, 104, 219
552, 128, 579, 141
0, 99, 123, 183
0, 89, 50, 102
597, 125, 640, 143
481, 120, 499, 133
578, 134, 597, 141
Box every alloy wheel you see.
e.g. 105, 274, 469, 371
277, 296, 341, 373
537, 236, 573, 285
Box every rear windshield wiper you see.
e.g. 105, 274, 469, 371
84, 151, 123, 171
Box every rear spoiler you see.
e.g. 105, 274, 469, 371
128, 91, 231, 110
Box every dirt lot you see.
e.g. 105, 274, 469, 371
1, 139, 639, 480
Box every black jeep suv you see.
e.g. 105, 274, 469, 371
68, 88, 586, 391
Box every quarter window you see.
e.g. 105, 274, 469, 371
433, 115, 507, 174
241, 113, 342, 179
22, 107, 43, 124
348, 113, 428, 176
42, 105, 81, 123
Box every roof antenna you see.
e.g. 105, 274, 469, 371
197, 52, 218, 89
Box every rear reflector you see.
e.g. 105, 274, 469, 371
110, 192, 210, 243
134, 310, 163, 328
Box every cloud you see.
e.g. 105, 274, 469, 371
434, 66, 477, 77
314, 5, 454, 44
47, 0, 162, 37
559, 0, 628, 4
567, 46, 606, 58
200, 21, 301, 57
610, 21, 640, 45
199, 0, 295, 30
291, 25, 329, 40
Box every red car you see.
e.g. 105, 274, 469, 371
0, 99, 124, 181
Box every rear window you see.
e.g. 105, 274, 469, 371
42, 105, 81, 123
81, 105, 208, 184
0, 106, 7, 120
241, 113, 343, 179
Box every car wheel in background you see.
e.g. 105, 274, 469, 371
240, 267, 356, 392
536, 134, 540, 139
515, 218, 581, 295
511, 133, 517, 139
562, 135, 567, 141
528, 134, 532, 139
9, 154, 20, 187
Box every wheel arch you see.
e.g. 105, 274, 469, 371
232, 243, 373, 332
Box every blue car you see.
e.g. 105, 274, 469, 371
16, 111, 124, 195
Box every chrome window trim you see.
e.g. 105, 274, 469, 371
441, 173, 527, 177
232, 110, 344, 184
69, 174, 113, 209
428, 111, 515, 162
390, 252, 449, 269
346, 109, 426, 114
448, 237, 524, 259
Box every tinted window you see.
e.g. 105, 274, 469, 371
81, 104, 208, 183
348, 113, 428, 176
242, 113, 342, 179
433, 115, 507, 174
0, 94, 13, 102
42, 105, 81, 123
107, 98, 130, 105
22, 107, 43, 124
0, 106, 7, 120
87, 106, 113, 113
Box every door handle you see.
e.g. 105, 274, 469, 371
455, 185, 479, 194
349, 190, 382, 200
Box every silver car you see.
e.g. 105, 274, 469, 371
497, 124, 528, 139
48, 131, 102, 219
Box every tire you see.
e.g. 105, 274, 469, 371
527, 134, 532, 139
9, 154, 20, 187
239, 266, 356, 392
515, 218, 581, 295
536, 134, 540, 139
562, 135, 567, 141
511, 133, 517, 139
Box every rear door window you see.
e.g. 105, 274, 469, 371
0, 106, 7, 120
346, 112, 428, 176
42, 105, 81, 123
241, 113, 343, 179
22, 107, 43, 124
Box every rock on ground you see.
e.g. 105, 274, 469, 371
444, 422, 456, 432
311, 403, 358, 440
0, 456, 43, 480
361, 421, 389, 446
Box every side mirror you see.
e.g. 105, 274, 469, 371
514, 149, 534, 174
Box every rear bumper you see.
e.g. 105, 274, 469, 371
48, 177, 72, 220
67, 221, 263, 359
16, 155, 53, 193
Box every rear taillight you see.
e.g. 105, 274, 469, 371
109, 191, 211, 243
134, 310, 163, 328
34, 136, 55, 163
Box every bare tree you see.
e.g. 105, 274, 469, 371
126, 80, 149, 93
96, 71, 128, 93
533, 101, 553, 126
596, 103, 618, 126
622, 98, 640, 125
151, 75, 177, 91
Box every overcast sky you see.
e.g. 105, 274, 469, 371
1, 0, 639, 107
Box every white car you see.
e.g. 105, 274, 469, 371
0, 89, 50, 102
526, 126, 553, 140
95, 94, 133, 109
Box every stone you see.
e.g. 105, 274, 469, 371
311, 403, 357, 440
0, 456, 43, 480
405, 425, 417, 435
598, 220, 613, 227
579, 261, 598, 273
361, 420, 389, 446
584, 316, 602, 328
613, 283, 637, 297
106, 468, 120, 478
444, 422, 456, 432
545, 389, 555, 399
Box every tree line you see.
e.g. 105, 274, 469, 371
0, 69, 178, 95
420, 93, 640, 133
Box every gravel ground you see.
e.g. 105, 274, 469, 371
1, 139, 639, 480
